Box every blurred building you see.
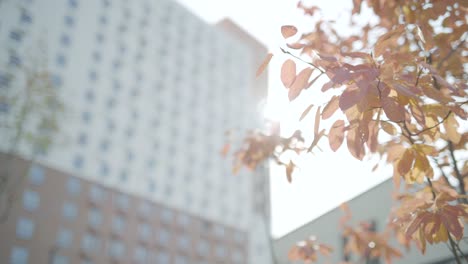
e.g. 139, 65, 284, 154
273, 179, 464, 264
0, 0, 271, 263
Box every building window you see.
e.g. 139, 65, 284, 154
66, 177, 81, 196
119, 170, 127, 183
233, 232, 245, 244
52, 73, 63, 87
64, 15, 74, 27
20, 9, 32, 24
214, 225, 225, 238
81, 111, 91, 123
23, 190, 39, 211
52, 254, 69, 264
9, 29, 23, 42
89, 186, 105, 203
10, 246, 28, 264
156, 252, 169, 264
112, 215, 125, 234
177, 235, 190, 251
147, 181, 155, 193
134, 246, 148, 263
62, 202, 78, 220
81, 233, 100, 253
100, 140, 109, 151
215, 245, 226, 258
60, 34, 71, 47
232, 249, 244, 263
99, 162, 109, 177
88, 207, 102, 227
0, 71, 11, 88
88, 70, 98, 82
197, 239, 210, 256
68, 0, 78, 9
160, 208, 173, 224
56, 53, 67, 66
56, 228, 73, 248
177, 215, 190, 228
9, 52, 22, 67
99, 15, 107, 25
92, 51, 101, 62
108, 240, 125, 259
138, 202, 151, 217
85, 90, 94, 102
73, 155, 83, 169
76, 132, 87, 146
28, 165, 44, 185
174, 255, 188, 264
157, 229, 170, 245
16, 217, 34, 240
138, 223, 151, 241
116, 193, 129, 210
96, 33, 104, 43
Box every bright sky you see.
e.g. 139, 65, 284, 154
175, 0, 391, 238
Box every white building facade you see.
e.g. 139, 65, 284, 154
274, 179, 463, 264
0, 0, 271, 263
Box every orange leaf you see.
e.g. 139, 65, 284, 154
381, 121, 397, 135
314, 106, 321, 136
444, 114, 461, 144
397, 149, 415, 175
288, 67, 313, 101
382, 96, 406, 122
281, 59, 296, 88
329, 120, 345, 152
281, 25, 298, 39
256, 53, 273, 77
221, 143, 230, 157
322, 96, 340, 120
299, 104, 314, 121
285, 161, 294, 183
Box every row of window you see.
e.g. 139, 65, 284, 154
26, 165, 245, 240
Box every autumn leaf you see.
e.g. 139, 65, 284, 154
288, 67, 314, 101
281, 25, 298, 39
256, 53, 273, 77
329, 120, 345, 152
281, 59, 296, 88
299, 104, 314, 121
322, 95, 340, 120
285, 161, 294, 183
397, 148, 414, 175
382, 96, 406, 122
220, 143, 230, 157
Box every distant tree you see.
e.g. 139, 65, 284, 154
0, 39, 63, 222
235, 0, 467, 263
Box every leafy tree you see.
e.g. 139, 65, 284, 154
236, 0, 467, 263
0, 39, 63, 222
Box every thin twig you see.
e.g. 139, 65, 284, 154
280, 47, 325, 74
409, 111, 452, 136
448, 141, 467, 204
437, 38, 466, 70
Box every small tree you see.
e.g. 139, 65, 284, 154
0, 39, 63, 221
235, 0, 467, 263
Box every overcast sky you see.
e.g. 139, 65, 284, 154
175, 0, 391, 238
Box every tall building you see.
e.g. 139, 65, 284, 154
0, 0, 271, 263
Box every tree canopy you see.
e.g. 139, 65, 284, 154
236, 0, 467, 263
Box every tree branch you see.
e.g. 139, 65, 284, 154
448, 141, 467, 204
280, 47, 325, 74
